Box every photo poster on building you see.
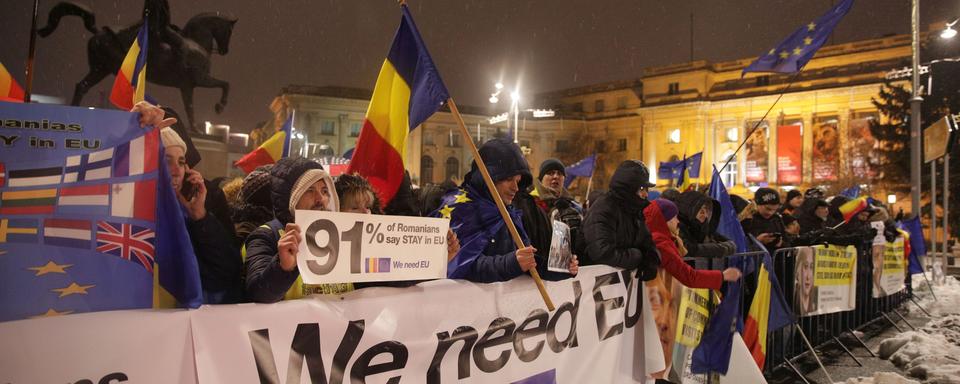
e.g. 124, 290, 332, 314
776, 124, 803, 184
847, 118, 879, 179
794, 246, 857, 317
744, 121, 769, 183
874, 237, 907, 298
812, 120, 840, 181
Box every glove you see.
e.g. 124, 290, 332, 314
719, 240, 737, 255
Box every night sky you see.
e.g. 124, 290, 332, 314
1, 0, 956, 133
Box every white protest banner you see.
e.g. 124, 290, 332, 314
0, 309, 196, 384
873, 237, 907, 298
795, 245, 857, 317
191, 265, 663, 383
295, 210, 449, 284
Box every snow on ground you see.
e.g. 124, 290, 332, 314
835, 372, 920, 384
874, 276, 960, 383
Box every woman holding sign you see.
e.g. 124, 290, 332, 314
244, 157, 344, 303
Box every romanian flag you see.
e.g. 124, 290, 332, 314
347, 5, 451, 206
234, 115, 292, 174
110, 21, 148, 110
742, 237, 794, 370
839, 196, 869, 223
0, 62, 25, 102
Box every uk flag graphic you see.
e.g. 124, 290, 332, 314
96, 221, 156, 273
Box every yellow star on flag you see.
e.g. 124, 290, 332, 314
793, 47, 803, 55
454, 192, 472, 204
804, 37, 813, 45
807, 22, 816, 31
439, 205, 454, 219
52, 282, 95, 298
28, 261, 73, 276
779, 51, 790, 59
31, 308, 74, 318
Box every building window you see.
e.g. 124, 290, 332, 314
424, 133, 434, 146
445, 157, 460, 181
321, 121, 336, 135
556, 140, 570, 153
595, 99, 605, 113
667, 129, 681, 144
617, 138, 627, 152
571, 102, 583, 112
449, 132, 461, 148
617, 96, 628, 110
595, 140, 606, 152
421, 156, 434, 185
668, 82, 680, 95
719, 151, 737, 187
724, 127, 738, 143
348, 122, 361, 137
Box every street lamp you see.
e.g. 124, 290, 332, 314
942, 19, 958, 39
488, 82, 522, 143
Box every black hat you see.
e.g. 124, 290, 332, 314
786, 189, 802, 202
782, 215, 798, 227
755, 187, 780, 205
814, 199, 829, 208
804, 187, 825, 199
539, 158, 566, 180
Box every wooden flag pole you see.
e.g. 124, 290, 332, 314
447, 98, 555, 311
24, 0, 40, 102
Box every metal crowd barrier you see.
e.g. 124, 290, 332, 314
682, 240, 913, 383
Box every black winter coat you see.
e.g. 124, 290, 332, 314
581, 161, 659, 279
676, 191, 736, 259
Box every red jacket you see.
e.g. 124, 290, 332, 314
643, 202, 723, 290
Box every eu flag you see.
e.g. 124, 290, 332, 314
708, 167, 748, 253
563, 154, 597, 188
742, 0, 854, 76
691, 254, 752, 374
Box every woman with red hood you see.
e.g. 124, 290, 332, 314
643, 198, 741, 289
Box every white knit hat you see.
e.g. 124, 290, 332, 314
288, 168, 339, 216
160, 127, 187, 153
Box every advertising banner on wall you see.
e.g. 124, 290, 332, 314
745, 122, 769, 183
812, 121, 840, 181
776, 124, 803, 184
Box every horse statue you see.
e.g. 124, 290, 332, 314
37, 0, 237, 133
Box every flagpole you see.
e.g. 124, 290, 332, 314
24, 0, 40, 102
720, 71, 803, 173
448, 97, 555, 311
584, 153, 597, 204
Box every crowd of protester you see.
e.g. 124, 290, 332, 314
137, 103, 897, 306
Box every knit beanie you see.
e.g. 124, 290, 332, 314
786, 189, 802, 203
654, 198, 679, 222
289, 169, 337, 216
160, 127, 187, 153
538, 159, 566, 181
240, 165, 273, 208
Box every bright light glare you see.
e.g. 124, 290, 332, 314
510, 91, 519, 102
489, 96, 498, 104
495, 82, 504, 90
942, 25, 957, 39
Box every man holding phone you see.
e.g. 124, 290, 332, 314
745, 187, 787, 253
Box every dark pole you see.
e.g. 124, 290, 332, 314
690, 13, 694, 62
24, 0, 40, 102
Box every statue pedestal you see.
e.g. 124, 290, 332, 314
188, 133, 230, 180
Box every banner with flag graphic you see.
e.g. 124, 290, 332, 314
234, 115, 292, 174
0, 102, 201, 321
110, 21, 149, 110
743, 0, 855, 75
347, 4, 451, 207
0, 61, 25, 103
